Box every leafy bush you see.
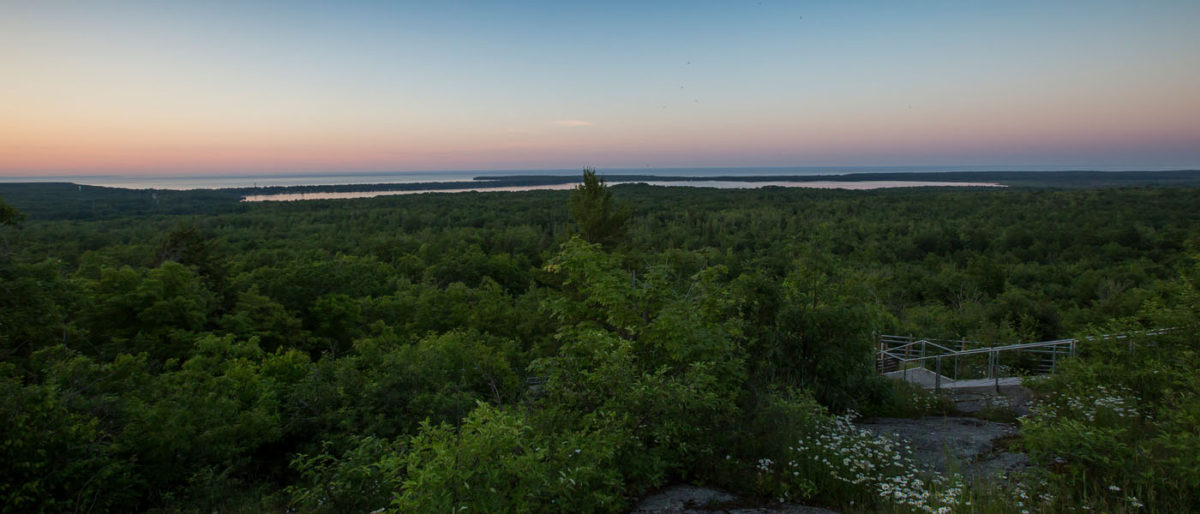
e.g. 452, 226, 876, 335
393, 404, 628, 513
863, 378, 953, 419
0, 364, 137, 513
288, 436, 404, 513
1020, 260, 1200, 511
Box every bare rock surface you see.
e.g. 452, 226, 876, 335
947, 384, 1035, 416
632, 485, 838, 514
856, 416, 1029, 481
634, 415, 1030, 513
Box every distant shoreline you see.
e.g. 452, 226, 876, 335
230, 169, 1200, 201
3, 168, 1198, 192
3, 169, 1200, 220
3, 169, 1200, 205
240, 180, 1007, 202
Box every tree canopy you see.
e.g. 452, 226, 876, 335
0, 181, 1197, 511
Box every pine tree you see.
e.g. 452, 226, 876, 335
567, 168, 628, 246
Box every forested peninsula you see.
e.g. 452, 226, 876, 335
2, 171, 1198, 512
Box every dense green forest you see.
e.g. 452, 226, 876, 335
1, 175, 1198, 512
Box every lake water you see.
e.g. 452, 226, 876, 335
0, 165, 1102, 190
241, 180, 1004, 202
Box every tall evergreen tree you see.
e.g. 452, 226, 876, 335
0, 198, 23, 227
567, 168, 628, 246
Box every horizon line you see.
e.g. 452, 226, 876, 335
4, 164, 1200, 181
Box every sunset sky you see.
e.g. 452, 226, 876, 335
3, 1, 1199, 176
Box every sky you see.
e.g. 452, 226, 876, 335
2, 0, 1199, 176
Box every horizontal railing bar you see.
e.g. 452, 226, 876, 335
879, 341, 964, 354
889, 341, 1075, 362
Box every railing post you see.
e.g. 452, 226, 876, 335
955, 337, 964, 381
993, 350, 1000, 392
904, 334, 912, 381
935, 357, 942, 393
921, 339, 928, 372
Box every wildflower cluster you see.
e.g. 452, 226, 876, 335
1028, 385, 1146, 423
909, 391, 941, 413
768, 411, 965, 513
1001, 475, 1146, 512
1004, 476, 1056, 513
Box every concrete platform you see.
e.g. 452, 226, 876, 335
883, 368, 1023, 390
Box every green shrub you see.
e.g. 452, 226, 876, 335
288, 436, 404, 513
1020, 262, 1200, 511
392, 404, 628, 513
864, 379, 953, 418
0, 365, 137, 513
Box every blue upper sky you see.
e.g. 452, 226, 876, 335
2, 0, 1198, 174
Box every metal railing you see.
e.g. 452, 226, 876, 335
875, 329, 1170, 392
